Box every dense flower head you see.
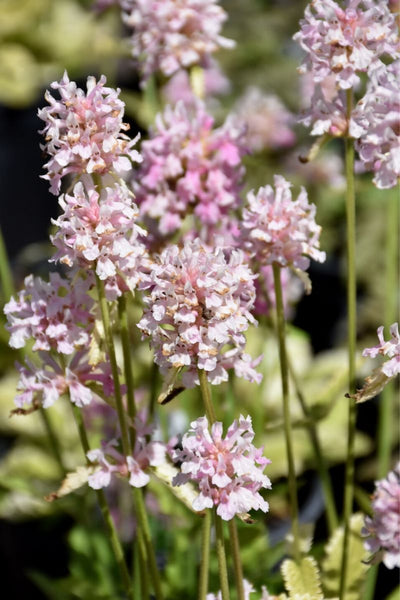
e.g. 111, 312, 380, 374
51, 178, 149, 301
172, 414, 271, 520
87, 411, 166, 489
38, 71, 142, 194
162, 60, 230, 105
363, 462, 400, 569
134, 100, 247, 245
138, 239, 262, 388
121, 0, 235, 84
362, 323, 400, 379
234, 87, 295, 152
350, 61, 400, 189
241, 175, 326, 272
294, 0, 399, 90
4, 273, 93, 354
299, 84, 348, 137
13, 350, 114, 410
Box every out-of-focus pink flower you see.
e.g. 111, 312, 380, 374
87, 412, 166, 489
4, 273, 93, 354
121, 0, 235, 84
38, 72, 142, 194
241, 175, 326, 272
138, 239, 262, 388
363, 323, 400, 379
285, 149, 346, 190
350, 60, 400, 189
51, 177, 149, 301
294, 0, 399, 90
363, 462, 400, 569
172, 415, 271, 520
13, 350, 114, 410
234, 88, 295, 152
162, 60, 230, 105
134, 100, 247, 245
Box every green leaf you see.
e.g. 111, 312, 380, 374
322, 513, 368, 600
281, 556, 324, 600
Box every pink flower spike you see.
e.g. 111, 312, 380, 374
138, 239, 262, 388
172, 414, 271, 520
363, 463, 400, 569
38, 72, 142, 194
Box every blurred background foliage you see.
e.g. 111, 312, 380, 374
0, 0, 398, 598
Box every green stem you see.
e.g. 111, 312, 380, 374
198, 510, 212, 600
133, 487, 164, 600
137, 527, 150, 599
198, 368, 217, 423
363, 565, 379, 600
40, 408, 65, 475
95, 274, 130, 456
272, 263, 301, 562
288, 359, 338, 534
339, 88, 357, 600
0, 226, 14, 303
71, 404, 134, 599
118, 295, 136, 448
228, 520, 245, 600
378, 191, 399, 478
214, 509, 230, 600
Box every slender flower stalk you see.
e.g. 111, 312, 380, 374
214, 508, 230, 600
0, 226, 14, 304
228, 520, 245, 600
118, 294, 136, 447
339, 88, 357, 600
198, 509, 212, 600
272, 262, 301, 562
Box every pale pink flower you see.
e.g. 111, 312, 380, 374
241, 175, 326, 272
363, 462, 400, 569
294, 0, 399, 90
172, 415, 271, 520
87, 412, 166, 489
13, 350, 114, 410
121, 0, 235, 84
4, 273, 93, 354
38, 72, 142, 194
51, 178, 149, 300
134, 100, 247, 245
138, 239, 262, 388
299, 84, 348, 137
350, 60, 400, 189
363, 323, 400, 379
234, 88, 295, 152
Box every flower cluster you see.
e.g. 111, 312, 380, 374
241, 175, 326, 272
294, 0, 399, 91
134, 100, 247, 244
121, 0, 235, 84
4, 273, 94, 354
162, 60, 230, 106
14, 351, 114, 410
87, 412, 166, 489
51, 178, 149, 300
363, 463, 400, 569
172, 415, 271, 520
234, 88, 295, 152
38, 72, 142, 194
299, 84, 347, 137
363, 323, 400, 379
138, 240, 262, 388
350, 61, 400, 189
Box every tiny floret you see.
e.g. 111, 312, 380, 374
363, 463, 400, 569
38, 72, 142, 194
172, 415, 271, 520
363, 323, 400, 379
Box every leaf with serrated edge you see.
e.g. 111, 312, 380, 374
281, 556, 323, 600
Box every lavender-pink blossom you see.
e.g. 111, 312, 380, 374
234, 88, 295, 152
363, 463, 400, 569
137, 240, 262, 388
51, 178, 149, 300
172, 415, 271, 520
299, 83, 348, 137
294, 0, 399, 90
38, 72, 142, 194
241, 175, 326, 272
350, 61, 400, 189
134, 100, 247, 245
363, 323, 400, 379
87, 412, 166, 489
121, 0, 235, 84
4, 273, 93, 354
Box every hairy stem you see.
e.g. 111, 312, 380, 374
339, 88, 357, 600
272, 262, 301, 562
198, 510, 212, 600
